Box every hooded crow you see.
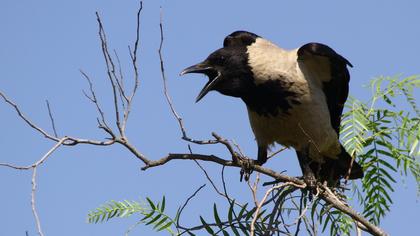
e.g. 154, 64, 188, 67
181, 31, 363, 183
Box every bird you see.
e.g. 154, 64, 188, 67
180, 31, 363, 185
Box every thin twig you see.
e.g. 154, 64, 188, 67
177, 184, 206, 230
113, 50, 127, 104
80, 70, 112, 134
297, 123, 321, 154
193, 160, 226, 197
294, 193, 304, 236
0, 91, 59, 142
248, 173, 260, 207
1, 138, 67, 236
31, 167, 44, 236
158, 9, 186, 139
123, 1, 143, 131
45, 100, 58, 137
250, 182, 306, 236
157, 9, 219, 146
112, 49, 128, 111
212, 132, 242, 163
319, 185, 388, 236
268, 146, 287, 159
96, 11, 123, 136
0, 138, 67, 170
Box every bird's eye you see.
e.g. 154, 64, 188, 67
219, 56, 226, 63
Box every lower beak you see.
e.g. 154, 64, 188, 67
180, 62, 221, 102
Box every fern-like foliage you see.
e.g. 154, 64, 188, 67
340, 75, 420, 227
87, 196, 177, 235
196, 201, 260, 236
341, 97, 370, 157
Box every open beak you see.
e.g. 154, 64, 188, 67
180, 62, 221, 102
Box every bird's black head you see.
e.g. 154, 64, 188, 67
180, 31, 259, 102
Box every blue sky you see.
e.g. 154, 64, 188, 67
1, 0, 419, 235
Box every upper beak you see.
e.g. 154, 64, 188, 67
180, 62, 213, 76
180, 62, 221, 103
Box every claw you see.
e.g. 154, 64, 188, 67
239, 158, 255, 182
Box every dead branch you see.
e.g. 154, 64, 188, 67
31, 167, 43, 236
250, 182, 305, 236
0, 138, 67, 236
319, 185, 388, 236
45, 100, 58, 137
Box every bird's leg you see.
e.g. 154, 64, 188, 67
296, 148, 317, 189
257, 146, 268, 165
239, 146, 267, 182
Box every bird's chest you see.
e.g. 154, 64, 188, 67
247, 105, 308, 149
242, 72, 307, 117
246, 90, 339, 159
243, 74, 311, 148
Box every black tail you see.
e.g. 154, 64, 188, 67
297, 146, 363, 185
308, 145, 364, 182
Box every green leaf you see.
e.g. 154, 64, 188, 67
157, 220, 173, 232
146, 197, 156, 210
213, 203, 223, 227
237, 203, 248, 220
141, 210, 154, 221
145, 214, 162, 226
161, 196, 166, 212
238, 222, 249, 236
227, 201, 234, 225
153, 216, 169, 229
200, 216, 215, 235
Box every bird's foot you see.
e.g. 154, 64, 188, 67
303, 171, 317, 189
239, 158, 259, 182
303, 171, 318, 201
298, 171, 318, 200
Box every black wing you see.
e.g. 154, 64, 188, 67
297, 43, 352, 134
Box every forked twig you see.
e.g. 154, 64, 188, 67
250, 182, 305, 236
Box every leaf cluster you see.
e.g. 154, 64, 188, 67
87, 196, 176, 235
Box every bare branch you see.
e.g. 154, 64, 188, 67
45, 100, 58, 137
0, 138, 66, 170
251, 182, 305, 236
31, 167, 44, 236
268, 146, 287, 160
112, 49, 129, 111
193, 159, 225, 198
298, 123, 321, 154
319, 185, 388, 236
115, 138, 151, 164
142, 153, 233, 170
212, 132, 241, 163
80, 70, 112, 133
96, 11, 123, 136
248, 173, 260, 207
1, 138, 67, 236
177, 183, 206, 230
157, 10, 219, 146
123, 1, 143, 131
0, 91, 59, 142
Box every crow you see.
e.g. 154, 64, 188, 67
181, 31, 363, 185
